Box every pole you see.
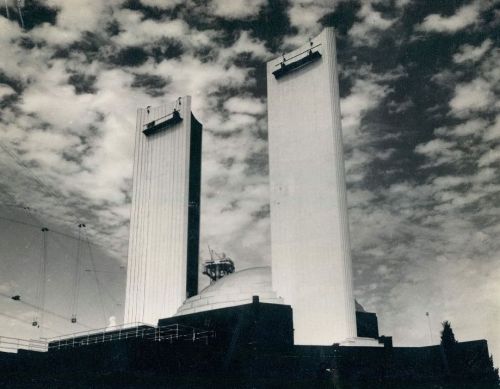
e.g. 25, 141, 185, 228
4, 0, 9, 19
17, 0, 24, 29
40, 227, 49, 339
426, 312, 433, 344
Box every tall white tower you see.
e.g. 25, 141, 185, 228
267, 28, 357, 345
124, 96, 202, 325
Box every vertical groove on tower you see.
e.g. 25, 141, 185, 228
267, 28, 357, 344
124, 97, 202, 325
325, 29, 356, 339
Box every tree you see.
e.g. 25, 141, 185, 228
440, 321, 458, 349
440, 321, 458, 382
440, 321, 499, 387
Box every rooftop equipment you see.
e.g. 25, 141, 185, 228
202, 247, 235, 283
272, 42, 322, 80
143, 98, 183, 136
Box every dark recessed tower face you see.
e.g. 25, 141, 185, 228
124, 96, 202, 325
267, 28, 357, 345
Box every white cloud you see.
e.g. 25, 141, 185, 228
31, 0, 124, 46
112, 10, 189, 47
453, 38, 492, 63
0, 84, 16, 99
483, 114, 500, 141
341, 74, 391, 145
210, 0, 267, 19
415, 139, 454, 156
45, 0, 122, 32
138, 55, 250, 113
435, 118, 488, 137
417, 2, 481, 33
20, 61, 100, 133
395, 0, 411, 8
480, 47, 500, 88
220, 31, 272, 61
224, 96, 265, 115
284, 0, 336, 47
415, 138, 463, 167
387, 98, 414, 114
349, 1, 396, 47
139, 0, 184, 9
478, 146, 500, 167
449, 78, 495, 117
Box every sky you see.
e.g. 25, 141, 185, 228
0, 0, 499, 361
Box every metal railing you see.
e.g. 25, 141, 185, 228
153, 323, 216, 345
47, 323, 216, 351
47, 322, 149, 344
0, 336, 48, 353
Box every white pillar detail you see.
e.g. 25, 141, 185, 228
124, 96, 202, 325
267, 28, 357, 345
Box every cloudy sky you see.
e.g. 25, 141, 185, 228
0, 0, 499, 360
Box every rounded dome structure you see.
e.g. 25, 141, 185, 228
175, 266, 284, 316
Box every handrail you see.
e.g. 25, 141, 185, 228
0, 322, 216, 353
0, 336, 48, 352
47, 322, 216, 350
46, 322, 150, 342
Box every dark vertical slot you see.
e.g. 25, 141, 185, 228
186, 113, 202, 297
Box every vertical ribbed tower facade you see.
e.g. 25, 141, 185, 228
267, 28, 356, 345
124, 96, 202, 325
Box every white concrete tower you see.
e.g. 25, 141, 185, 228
124, 96, 202, 325
267, 28, 357, 345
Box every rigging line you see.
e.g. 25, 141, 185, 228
0, 141, 62, 202
0, 203, 129, 244
71, 224, 84, 322
83, 227, 108, 327
23, 205, 43, 229
35, 227, 49, 338
49, 230, 123, 286
44, 232, 122, 315
41, 228, 49, 337
0, 214, 122, 254
33, 228, 44, 324
0, 312, 63, 336
0, 139, 60, 200
0, 143, 127, 244
0, 292, 94, 330
85, 270, 122, 306
35, 230, 118, 323
0, 312, 32, 326
0, 202, 129, 253
10, 203, 78, 229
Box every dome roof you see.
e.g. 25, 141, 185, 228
355, 300, 366, 313
176, 266, 284, 316
175, 266, 368, 316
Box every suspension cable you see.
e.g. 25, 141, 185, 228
0, 292, 94, 330
0, 140, 62, 201
70, 224, 85, 323
0, 202, 128, 246
0, 212, 122, 254
33, 227, 48, 338
0, 312, 63, 336
83, 227, 108, 327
